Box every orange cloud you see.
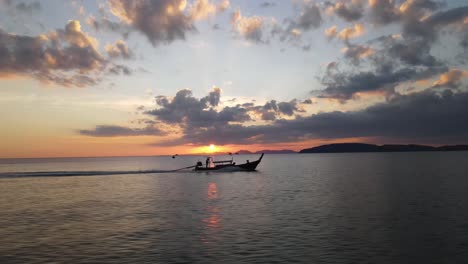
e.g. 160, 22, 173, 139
325, 25, 337, 39
432, 69, 468, 88
105, 39, 131, 59
189, 0, 229, 20
338, 23, 365, 40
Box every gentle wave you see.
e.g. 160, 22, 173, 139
0, 169, 188, 178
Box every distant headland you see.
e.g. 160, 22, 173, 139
299, 143, 468, 153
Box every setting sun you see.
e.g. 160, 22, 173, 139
208, 144, 216, 152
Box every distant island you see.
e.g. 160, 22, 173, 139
299, 143, 468, 153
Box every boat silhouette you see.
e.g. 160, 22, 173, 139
194, 153, 264, 171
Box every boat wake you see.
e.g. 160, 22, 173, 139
0, 169, 189, 178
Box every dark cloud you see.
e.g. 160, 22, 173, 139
397, 6, 468, 67
260, 2, 275, 8
369, 0, 400, 25
79, 125, 164, 137
107, 0, 196, 46
281, 89, 468, 143
0, 20, 135, 86
461, 29, 468, 50
319, 65, 447, 100
91, 0, 229, 45
318, 4, 468, 100
423, 5, 468, 27
108, 64, 132, 75
342, 42, 373, 65
201, 87, 221, 107
400, 5, 466, 47
0, 20, 107, 86
386, 38, 438, 67
86, 16, 131, 37
14, 1, 41, 14
1, 0, 41, 14
155, 89, 468, 146
278, 100, 300, 116
139, 89, 306, 141
146, 88, 252, 127
290, 3, 322, 30
37, 73, 101, 88
250, 99, 302, 120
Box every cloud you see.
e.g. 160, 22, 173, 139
432, 69, 468, 88
373, 6, 468, 69
86, 15, 131, 36
251, 99, 303, 121
14, 1, 41, 14
146, 88, 252, 127
325, 0, 365, 22
103, 0, 230, 46
337, 23, 365, 40
1, 0, 41, 15
324, 23, 365, 41
76, 84, 468, 146
289, 3, 322, 31
155, 89, 468, 146
105, 40, 132, 59
0, 20, 135, 86
107, 0, 195, 46
79, 125, 164, 137
231, 9, 266, 43
0, 20, 107, 86
383, 36, 438, 67
288, 89, 468, 143
399, 0, 442, 18
260, 2, 275, 8
230, 2, 322, 48
108, 64, 132, 75
202, 87, 221, 106
341, 43, 374, 65
139, 88, 306, 142
189, 0, 229, 20
369, 0, 400, 25
324, 26, 338, 39
319, 65, 447, 100
317, 4, 468, 101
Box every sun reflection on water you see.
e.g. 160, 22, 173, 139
204, 182, 220, 228
207, 182, 218, 200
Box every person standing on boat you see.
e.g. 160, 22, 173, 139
206, 157, 210, 168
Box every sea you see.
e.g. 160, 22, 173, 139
1, 152, 468, 264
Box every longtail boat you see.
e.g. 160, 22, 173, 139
193, 153, 264, 171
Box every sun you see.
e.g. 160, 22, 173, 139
208, 144, 216, 152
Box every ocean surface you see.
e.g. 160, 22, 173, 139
1, 152, 468, 263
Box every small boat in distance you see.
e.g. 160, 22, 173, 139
194, 153, 264, 171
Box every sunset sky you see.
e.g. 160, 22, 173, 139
1, 0, 467, 158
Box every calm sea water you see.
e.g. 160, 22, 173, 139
1, 152, 468, 263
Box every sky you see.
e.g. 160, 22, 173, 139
0, 0, 467, 158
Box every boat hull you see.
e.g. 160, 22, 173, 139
194, 153, 263, 172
